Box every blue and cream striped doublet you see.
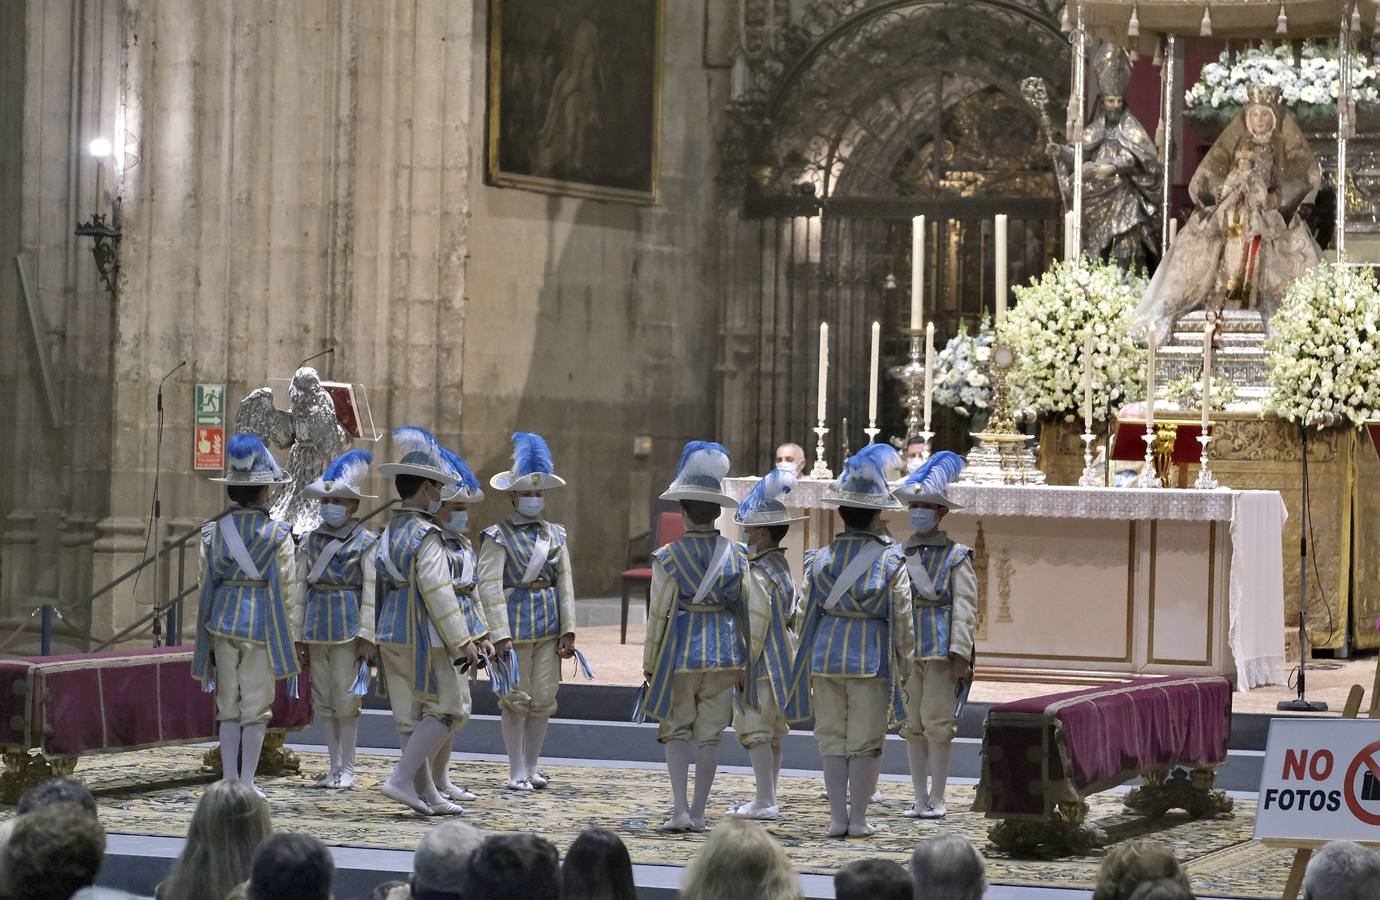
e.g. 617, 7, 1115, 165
192, 508, 298, 683
442, 532, 488, 641
374, 512, 436, 646
481, 520, 566, 643
644, 533, 750, 724
302, 525, 378, 644
909, 540, 973, 660
753, 549, 797, 708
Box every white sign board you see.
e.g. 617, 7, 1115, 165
1255, 718, 1380, 845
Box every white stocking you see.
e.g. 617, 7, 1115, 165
239, 723, 267, 787
219, 721, 241, 782
500, 709, 527, 782
689, 742, 720, 822
822, 755, 849, 828
927, 740, 953, 807
847, 755, 882, 829
907, 739, 931, 807
338, 719, 358, 773
522, 714, 550, 777
665, 740, 691, 818
748, 743, 777, 809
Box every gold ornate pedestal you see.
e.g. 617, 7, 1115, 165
0, 752, 79, 804
988, 801, 1108, 858
201, 731, 302, 777
1123, 767, 1234, 819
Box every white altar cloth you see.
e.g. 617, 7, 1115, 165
722, 479, 1287, 690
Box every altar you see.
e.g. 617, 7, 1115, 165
720, 477, 1287, 691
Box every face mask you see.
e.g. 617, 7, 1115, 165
909, 508, 939, 534
320, 504, 350, 528
775, 461, 796, 472
424, 485, 443, 517
443, 510, 469, 534
906, 456, 922, 473
516, 496, 545, 518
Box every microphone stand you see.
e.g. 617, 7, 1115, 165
1278, 422, 1328, 712
150, 360, 186, 647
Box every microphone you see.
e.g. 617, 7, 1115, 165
156, 360, 186, 412
300, 347, 335, 368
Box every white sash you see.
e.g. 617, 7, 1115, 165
377, 523, 406, 582
690, 537, 732, 605
460, 548, 475, 587
307, 525, 357, 587
822, 540, 888, 610
521, 529, 553, 584
905, 552, 939, 604
219, 515, 263, 581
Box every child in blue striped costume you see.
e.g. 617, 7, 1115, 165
374, 428, 484, 816
429, 447, 494, 804
894, 451, 976, 820
478, 432, 577, 792
784, 444, 914, 838
642, 441, 766, 833
193, 434, 304, 798
299, 450, 379, 790
727, 467, 805, 822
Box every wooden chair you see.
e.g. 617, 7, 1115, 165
620, 511, 685, 643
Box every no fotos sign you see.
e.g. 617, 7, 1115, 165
1256, 719, 1380, 845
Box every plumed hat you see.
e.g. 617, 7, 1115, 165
378, 426, 453, 482
212, 434, 292, 485
490, 432, 567, 492
303, 449, 377, 500
660, 441, 736, 508
892, 449, 965, 509
734, 468, 807, 526
439, 448, 485, 503
821, 444, 903, 510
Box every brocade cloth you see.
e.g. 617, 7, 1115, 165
975, 675, 1232, 819
0, 648, 311, 757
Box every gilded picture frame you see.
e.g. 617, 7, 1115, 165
486, 0, 663, 204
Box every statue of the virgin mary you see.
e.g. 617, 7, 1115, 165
1136, 84, 1323, 343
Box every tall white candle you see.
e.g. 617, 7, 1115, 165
1145, 328, 1157, 431
1064, 210, 1075, 263
1168, 217, 1178, 246
911, 216, 925, 330
994, 214, 1008, 327
1201, 318, 1213, 430
868, 320, 881, 422
923, 322, 935, 430
1082, 329, 1095, 432
817, 322, 829, 422
95, 160, 106, 217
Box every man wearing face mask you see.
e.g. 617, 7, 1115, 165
774, 442, 807, 478
892, 450, 975, 820
429, 447, 494, 804
903, 436, 928, 474
298, 450, 380, 790
478, 432, 576, 792
193, 434, 303, 798
374, 427, 483, 815
726, 467, 805, 822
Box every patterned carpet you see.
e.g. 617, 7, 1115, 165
1, 747, 1297, 898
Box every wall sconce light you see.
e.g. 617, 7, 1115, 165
75, 137, 120, 300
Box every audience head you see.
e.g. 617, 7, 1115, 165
1092, 840, 1192, 900
680, 819, 802, 900
560, 828, 636, 900
369, 883, 407, 900
4, 803, 106, 900
835, 858, 911, 900
412, 821, 484, 898
459, 834, 561, 900
16, 779, 97, 818
775, 443, 807, 477
158, 780, 272, 900
910, 833, 987, 900
1127, 879, 1195, 900
1303, 840, 1380, 900
248, 832, 333, 900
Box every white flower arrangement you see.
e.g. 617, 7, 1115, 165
1184, 42, 1379, 122
1264, 262, 1380, 428
1001, 258, 1148, 424
933, 317, 994, 428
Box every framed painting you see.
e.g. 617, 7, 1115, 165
486, 0, 663, 204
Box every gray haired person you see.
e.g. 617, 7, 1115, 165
412, 821, 485, 900
910, 834, 987, 900
1303, 840, 1380, 900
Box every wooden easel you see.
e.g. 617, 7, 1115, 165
1279, 660, 1380, 900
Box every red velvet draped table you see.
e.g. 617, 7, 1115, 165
974, 675, 1234, 855
0, 648, 311, 801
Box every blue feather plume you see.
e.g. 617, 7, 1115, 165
903, 449, 965, 493
840, 443, 901, 487
322, 449, 372, 485
675, 440, 730, 479
227, 433, 265, 466
439, 448, 480, 490
393, 426, 442, 461
512, 432, 554, 476
738, 468, 795, 517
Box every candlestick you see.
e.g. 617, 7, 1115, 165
809, 421, 833, 480
868, 320, 880, 423
817, 322, 829, 423
890, 330, 924, 439
994, 214, 1008, 328
923, 322, 935, 431
1063, 210, 1075, 263
1193, 433, 1220, 490
1082, 329, 1094, 433
1201, 317, 1213, 431
911, 216, 925, 330
1078, 431, 1100, 486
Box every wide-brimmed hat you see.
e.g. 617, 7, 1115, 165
734, 468, 808, 526
660, 441, 736, 508
303, 449, 377, 501
211, 433, 292, 485
439, 448, 485, 503
892, 450, 966, 509
489, 432, 567, 492
378, 426, 453, 482
821, 444, 903, 510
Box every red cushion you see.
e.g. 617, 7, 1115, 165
621, 568, 654, 580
